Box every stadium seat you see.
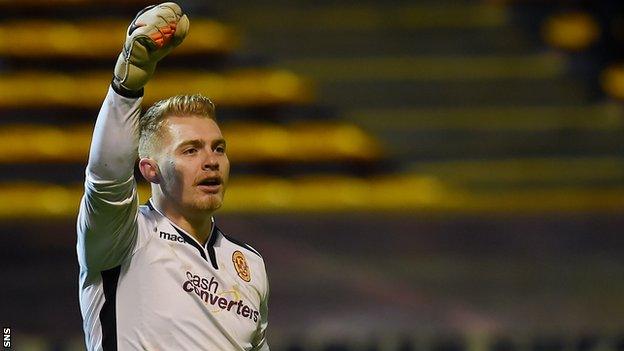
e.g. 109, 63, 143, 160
0, 175, 622, 218
0, 19, 239, 58
0, 69, 314, 107
0, 122, 380, 163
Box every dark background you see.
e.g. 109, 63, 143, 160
0, 0, 623, 350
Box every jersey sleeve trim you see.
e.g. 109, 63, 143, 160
111, 77, 145, 98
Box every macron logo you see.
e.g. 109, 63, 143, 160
159, 231, 185, 243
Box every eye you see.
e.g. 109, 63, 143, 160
183, 147, 198, 155
214, 144, 226, 154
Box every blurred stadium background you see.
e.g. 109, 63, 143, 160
0, 0, 623, 350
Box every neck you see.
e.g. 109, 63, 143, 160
152, 196, 214, 245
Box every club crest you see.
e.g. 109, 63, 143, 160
232, 250, 251, 282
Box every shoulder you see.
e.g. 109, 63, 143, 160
216, 226, 267, 275
138, 201, 164, 223
216, 226, 269, 293
217, 226, 263, 258
135, 202, 162, 241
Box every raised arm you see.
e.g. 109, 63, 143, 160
77, 3, 189, 274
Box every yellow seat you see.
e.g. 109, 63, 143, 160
541, 11, 600, 51
0, 176, 622, 218
601, 64, 624, 100
0, 122, 380, 163
0, 69, 313, 107
0, 19, 238, 57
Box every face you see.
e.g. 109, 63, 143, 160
153, 115, 230, 214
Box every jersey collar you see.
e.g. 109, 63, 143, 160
146, 199, 220, 269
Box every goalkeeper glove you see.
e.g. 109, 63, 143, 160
113, 2, 189, 94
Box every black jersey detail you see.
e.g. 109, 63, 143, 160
145, 200, 155, 211
220, 230, 262, 258
172, 226, 208, 262
110, 80, 144, 99
100, 265, 121, 351
206, 226, 219, 270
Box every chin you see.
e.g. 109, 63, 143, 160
192, 195, 223, 212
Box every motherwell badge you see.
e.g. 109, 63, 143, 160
232, 250, 251, 282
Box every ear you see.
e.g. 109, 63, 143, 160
138, 158, 161, 184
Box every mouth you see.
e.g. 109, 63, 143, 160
196, 176, 222, 194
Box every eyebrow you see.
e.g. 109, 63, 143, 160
176, 139, 204, 151
175, 138, 226, 151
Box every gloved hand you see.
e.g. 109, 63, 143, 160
113, 2, 189, 94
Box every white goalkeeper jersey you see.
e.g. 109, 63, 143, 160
77, 87, 269, 351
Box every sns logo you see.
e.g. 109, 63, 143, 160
3, 327, 10, 348
232, 251, 251, 282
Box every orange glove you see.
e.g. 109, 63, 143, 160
113, 2, 189, 93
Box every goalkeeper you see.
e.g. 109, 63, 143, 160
76, 3, 269, 350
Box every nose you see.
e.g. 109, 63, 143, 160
202, 152, 219, 171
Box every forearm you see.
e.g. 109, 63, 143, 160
77, 2, 188, 273
86, 85, 142, 181
87, 1, 187, 180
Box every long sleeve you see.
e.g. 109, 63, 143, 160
252, 266, 270, 351
76, 86, 142, 276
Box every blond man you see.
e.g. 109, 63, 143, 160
77, 3, 269, 350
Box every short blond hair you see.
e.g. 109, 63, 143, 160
139, 94, 216, 158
